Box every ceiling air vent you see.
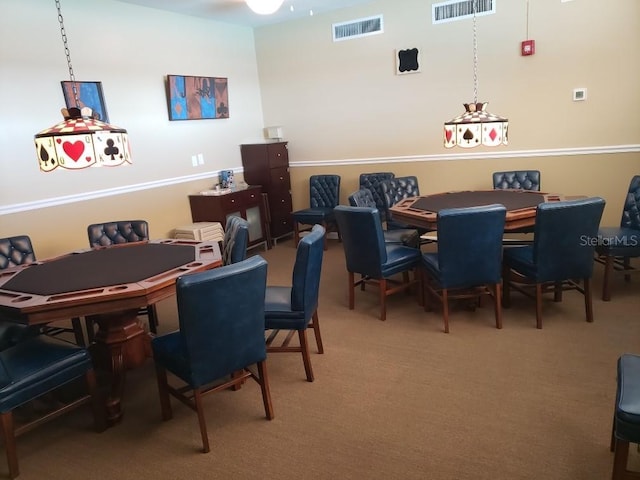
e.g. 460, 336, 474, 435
432, 0, 495, 24
333, 15, 383, 42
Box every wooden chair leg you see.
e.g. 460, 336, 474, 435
610, 414, 616, 452
309, 310, 324, 354
71, 317, 86, 347
493, 283, 503, 329
611, 438, 630, 480
154, 365, 173, 421
584, 277, 594, 323
293, 223, 300, 248
147, 304, 158, 334
298, 330, 314, 382
193, 389, 210, 453
321, 221, 328, 251
256, 360, 275, 420
502, 266, 511, 308
553, 281, 563, 302
442, 289, 450, 333
624, 257, 632, 282
535, 283, 543, 329
0, 411, 18, 479
379, 278, 387, 321
603, 255, 614, 301
348, 272, 355, 310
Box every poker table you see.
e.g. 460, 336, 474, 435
0, 239, 222, 425
388, 190, 579, 232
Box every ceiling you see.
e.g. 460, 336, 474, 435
114, 0, 375, 28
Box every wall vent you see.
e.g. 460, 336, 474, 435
333, 15, 383, 42
432, 0, 495, 24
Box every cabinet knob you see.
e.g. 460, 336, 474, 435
231, 199, 235, 203
279, 176, 284, 180
250, 194, 255, 198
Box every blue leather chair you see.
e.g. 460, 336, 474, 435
359, 172, 395, 222
422, 205, 506, 333
595, 175, 640, 301
87, 220, 149, 246
611, 353, 640, 479
86, 220, 157, 338
151, 256, 274, 453
334, 205, 421, 321
380, 176, 429, 234
222, 215, 249, 265
502, 197, 605, 329
492, 170, 541, 191
0, 235, 83, 347
348, 189, 419, 248
0, 335, 105, 478
292, 174, 341, 250
265, 224, 325, 382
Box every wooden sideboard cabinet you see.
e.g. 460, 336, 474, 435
188, 185, 269, 249
240, 141, 293, 242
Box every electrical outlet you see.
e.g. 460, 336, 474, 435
191, 155, 198, 166
197, 153, 204, 165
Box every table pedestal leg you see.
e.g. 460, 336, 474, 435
89, 309, 149, 426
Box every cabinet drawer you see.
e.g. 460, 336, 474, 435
270, 167, 291, 190
267, 143, 289, 168
271, 215, 293, 238
219, 188, 261, 210
269, 192, 292, 215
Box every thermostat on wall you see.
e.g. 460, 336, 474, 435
573, 88, 587, 101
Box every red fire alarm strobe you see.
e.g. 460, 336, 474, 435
521, 39, 535, 56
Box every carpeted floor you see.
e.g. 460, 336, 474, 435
8, 237, 640, 480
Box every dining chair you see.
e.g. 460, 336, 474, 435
421, 204, 506, 333
0, 235, 84, 347
0, 335, 105, 479
359, 172, 395, 222
151, 256, 273, 453
291, 174, 341, 250
594, 175, 640, 301
379, 175, 433, 237
348, 189, 419, 248
492, 170, 541, 191
502, 197, 605, 329
222, 215, 249, 265
85, 220, 157, 339
265, 224, 325, 382
333, 205, 421, 321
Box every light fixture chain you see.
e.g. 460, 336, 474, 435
55, 0, 80, 108
472, 0, 478, 104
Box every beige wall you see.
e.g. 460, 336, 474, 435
1, 0, 639, 258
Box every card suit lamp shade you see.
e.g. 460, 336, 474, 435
34, 0, 132, 172
443, 0, 508, 149
245, 0, 284, 15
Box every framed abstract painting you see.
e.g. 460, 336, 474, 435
61, 81, 109, 122
166, 75, 229, 121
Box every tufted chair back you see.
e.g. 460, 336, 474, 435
359, 172, 395, 221
620, 175, 640, 229
0, 235, 36, 269
87, 220, 149, 247
309, 175, 340, 208
348, 188, 377, 209
533, 197, 605, 282
222, 216, 249, 266
380, 176, 421, 229
493, 170, 541, 191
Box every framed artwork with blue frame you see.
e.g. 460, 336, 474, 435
61, 81, 109, 122
166, 74, 229, 121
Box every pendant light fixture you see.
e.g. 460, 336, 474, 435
245, 0, 284, 15
34, 0, 132, 172
443, 0, 508, 148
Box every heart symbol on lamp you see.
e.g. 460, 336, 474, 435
445, 129, 453, 142
62, 141, 85, 162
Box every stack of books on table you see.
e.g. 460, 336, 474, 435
173, 222, 224, 243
